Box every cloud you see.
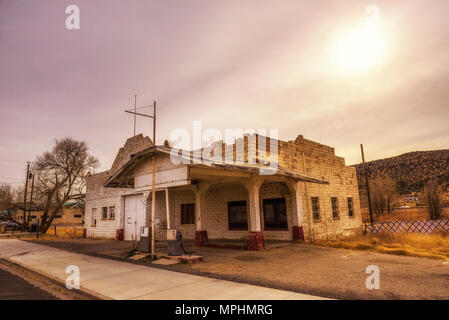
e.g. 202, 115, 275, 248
0, 0, 448, 181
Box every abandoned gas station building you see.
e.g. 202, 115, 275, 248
85, 133, 362, 249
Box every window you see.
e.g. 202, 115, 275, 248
228, 201, 248, 230
331, 197, 339, 219
91, 208, 97, 227
55, 215, 62, 218
347, 197, 354, 217
311, 197, 320, 221
74, 214, 82, 218
181, 203, 195, 224
30, 215, 36, 219
263, 198, 287, 230
108, 206, 115, 220
102, 207, 107, 220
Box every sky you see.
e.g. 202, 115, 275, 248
1, 0, 449, 185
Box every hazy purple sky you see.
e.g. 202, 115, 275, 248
1, 0, 449, 184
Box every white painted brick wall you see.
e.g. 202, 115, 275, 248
85, 134, 363, 242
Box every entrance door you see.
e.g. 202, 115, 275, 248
124, 194, 146, 241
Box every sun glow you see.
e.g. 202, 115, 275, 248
335, 28, 387, 72
334, 6, 387, 72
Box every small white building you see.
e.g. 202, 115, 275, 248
85, 134, 362, 249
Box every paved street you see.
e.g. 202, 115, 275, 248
0, 239, 325, 300
0, 266, 57, 300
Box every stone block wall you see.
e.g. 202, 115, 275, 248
110, 134, 153, 175
85, 133, 362, 241
198, 133, 362, 240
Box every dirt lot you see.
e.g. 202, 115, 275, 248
27, 238, 449, 300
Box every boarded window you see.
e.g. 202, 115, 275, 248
102, 207, 107, 220
263, 198, 287, 230
331, 197, 339, 219
91, 208, 97, 227
347, 197, 354, 217
228, 201, 248, 230
181, 203, 195, 225
311, 197, 320, 221
109, 206, 115, 220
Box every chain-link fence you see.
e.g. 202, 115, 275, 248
364, 219, 449, 234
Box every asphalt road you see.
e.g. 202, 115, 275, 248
0, 267, 58, 300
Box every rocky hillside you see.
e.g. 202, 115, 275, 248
353, 149, 449, 194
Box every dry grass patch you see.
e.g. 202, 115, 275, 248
361, 207, 449, 223
319, 232, 449, 261
5, 226, 84, 241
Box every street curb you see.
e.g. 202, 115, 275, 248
0, 257, 110, 300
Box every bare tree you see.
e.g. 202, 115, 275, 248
0, 184, 31, 224
383, 176, 397, 214
0, 184, 19, 223
32, 138, 99, 233
369, 175, 398, 216
424, 178, 442, 220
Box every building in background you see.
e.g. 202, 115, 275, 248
13, 201, 84, 226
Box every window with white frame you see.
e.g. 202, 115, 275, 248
347, 197, 354, 217
91, 208, 97, 227
109, 206, 115, 220
331, 197, 339, 219
102, 207, 107, 220
311, 197, 320, 221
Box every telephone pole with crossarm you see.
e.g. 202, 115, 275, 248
125, 98, 157, 258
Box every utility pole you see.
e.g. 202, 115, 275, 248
360, 144, 374, 225
23, 162, 30, 225
125, 98, 157, 258
151, 101, 156, 258
27, 173, 35, 227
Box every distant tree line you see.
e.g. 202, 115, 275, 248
363, 174, 444, 221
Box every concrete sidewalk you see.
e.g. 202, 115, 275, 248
0, 239, 325, 300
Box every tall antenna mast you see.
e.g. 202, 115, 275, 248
133, 94, 137, 136
124, 97, 158, 258
153, 101, 156, 144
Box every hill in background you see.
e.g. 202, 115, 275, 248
353, 149, 449, 195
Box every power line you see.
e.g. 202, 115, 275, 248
124, 105, 154, 110
0, 159, 28, 163
0, 176, 22, 181
0, 165, 27, 169
136, 105, 154, 110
